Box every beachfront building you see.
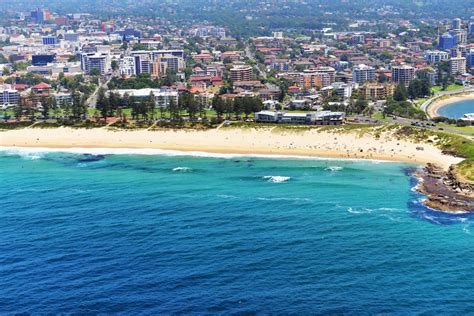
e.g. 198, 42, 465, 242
0, 87, 20, 107
112, 89, 179, 108
53, 93, 73, 106
254, 110, 345, 125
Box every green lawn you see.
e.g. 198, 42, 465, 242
414, 97, 427, 106
371, 111, 385, 119
431, 84, 464, 93
437, 123, 474, 133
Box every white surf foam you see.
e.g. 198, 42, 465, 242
325, 166, 343, 172
463, 224, 471, 235
0, 146, 397, 164
172, 167, 192, 172
263, 176, 291, 183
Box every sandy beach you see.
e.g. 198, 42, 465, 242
427, 94, 474, 118
0, 126, 463, 170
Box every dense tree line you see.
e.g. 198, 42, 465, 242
407, 79, 431, 100
96, 87, 264, 123
212, 95, 263, 120
384, 84, 426, 120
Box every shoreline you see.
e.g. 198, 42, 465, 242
0, 145, 411, 165
427, 93, 474, 118
0, 126, 463, 170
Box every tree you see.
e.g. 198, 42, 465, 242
40, 96, 51, 118
52, 98, 60, 117
354, 96, 368, 114
111, 60, 119, 71
378, 72, 388, 83
107, 90, 118, 117
130, 96, 139, 120
71, 91, 85, 120
147, 92, 156, 119
139, 99, 148, 120
224, 98, 234, 120
242, 97, 259, 119
182, 93, 199, 121
120, 92, 130, 108
162, 70, 177, 86
212, 95, 225, 120
233, 97, 243, 119
393, 84, 408, 102
90, 68, 101, 77
168, 98, 180, 122
278, 78, 290, 102
96, 87, 109, 121
14, 103, 24, 121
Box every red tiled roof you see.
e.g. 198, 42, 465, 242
190, 76, 222, 82
32, 82, 51, 89
11, 84, 28, 90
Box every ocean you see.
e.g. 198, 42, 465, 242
437, 99, 474, 119
1, 148, 474, 314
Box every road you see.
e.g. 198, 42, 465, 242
245, 45, 267, 79
86, 72, 115, 108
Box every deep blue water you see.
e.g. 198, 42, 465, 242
438, 99, 474, 119
1, 149, 474, 314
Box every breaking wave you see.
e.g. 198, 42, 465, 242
263, 176, 291, 183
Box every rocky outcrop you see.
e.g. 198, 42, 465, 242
446, 165, 474, 196
417, 164, 474, 212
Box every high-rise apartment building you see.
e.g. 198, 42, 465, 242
452, 18, 462, 30
119, 57, 136, 77
450, 57, 466, 75
230, 66, 253, 82
352, 64, 375, 84
424, 50, 450, 63
391, 65, 415, 86
81, 53, 110, 75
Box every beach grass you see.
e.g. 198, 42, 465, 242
0, 121, 34, 130
435, 133, 474, 159
456, 159, 474, 182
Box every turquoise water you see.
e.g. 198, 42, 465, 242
1, 148, 474, 313
438, 99, 474, 119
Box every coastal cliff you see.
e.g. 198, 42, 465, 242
418, 163, 474, 212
